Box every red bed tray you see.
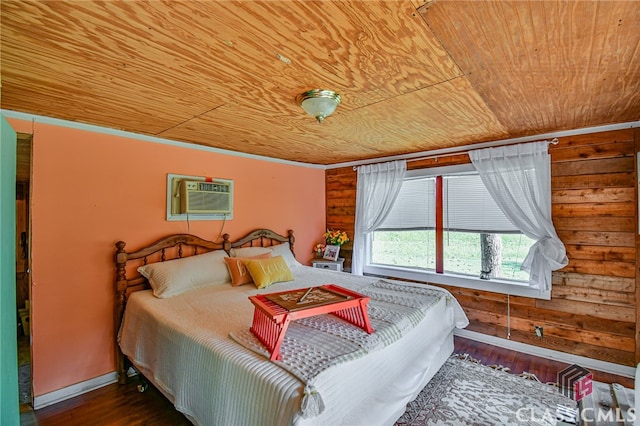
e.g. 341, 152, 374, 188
248, 284, 374, 361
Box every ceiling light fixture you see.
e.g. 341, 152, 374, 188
296, 89, 341, 123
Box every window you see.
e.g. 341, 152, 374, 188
365, 164, 546, 299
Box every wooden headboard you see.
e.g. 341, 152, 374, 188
229, 228, 295, 254
113, 229, 295, 383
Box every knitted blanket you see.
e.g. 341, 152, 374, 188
230, 280, 448, 417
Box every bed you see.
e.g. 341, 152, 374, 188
115, 229, 468, 425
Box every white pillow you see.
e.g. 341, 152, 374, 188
137, 249, 230, 298
269, 242, 300, 267
230, 246, 273, 258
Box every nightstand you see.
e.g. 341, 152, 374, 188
311, 258, 345, 272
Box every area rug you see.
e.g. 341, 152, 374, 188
395, 354, 577, 426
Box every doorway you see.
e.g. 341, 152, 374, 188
16, 132, 32, 411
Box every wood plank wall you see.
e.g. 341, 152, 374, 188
326, 128, 638, 367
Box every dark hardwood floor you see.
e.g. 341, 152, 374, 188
21, 336, 634, 425
20, 377, 191, 426
453, 336, 634, 388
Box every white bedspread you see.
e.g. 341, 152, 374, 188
119, 265, 468, 426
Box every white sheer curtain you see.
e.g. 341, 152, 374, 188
352, 160, 406, 275
469, 141, 567, 291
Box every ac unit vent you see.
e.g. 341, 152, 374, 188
180, 180, 232, 214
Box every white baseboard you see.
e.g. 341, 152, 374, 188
455, 329, 637, 380
33, 371, 117, 410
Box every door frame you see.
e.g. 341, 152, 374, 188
1, 115, 19, 425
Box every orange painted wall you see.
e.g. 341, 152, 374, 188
7, 117, 326, 396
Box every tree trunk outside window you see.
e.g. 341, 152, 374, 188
480, 233, 501, 279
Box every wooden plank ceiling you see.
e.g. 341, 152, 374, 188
1, 0, 639, 165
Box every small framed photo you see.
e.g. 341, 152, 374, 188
323, 245, 340, 261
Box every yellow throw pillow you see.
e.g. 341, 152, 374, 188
224, 253, 272, 287
244, 255, 294, 289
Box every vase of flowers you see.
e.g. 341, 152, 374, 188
324, 229, 349, 246
313, 230, 349, 260
313, 242, 326, 258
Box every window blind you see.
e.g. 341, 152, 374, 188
377, 177, 435, 230
377, 174, 519, 233
444, 175, 519, 233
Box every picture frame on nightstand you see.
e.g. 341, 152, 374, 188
323, 244, 340, 261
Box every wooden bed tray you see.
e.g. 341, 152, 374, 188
114, 228, 295, 384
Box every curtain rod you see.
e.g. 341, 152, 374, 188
352, 138, 559, 171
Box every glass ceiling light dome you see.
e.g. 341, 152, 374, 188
296, 89, 341, 123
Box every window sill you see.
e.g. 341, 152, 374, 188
363, 264, 551, 300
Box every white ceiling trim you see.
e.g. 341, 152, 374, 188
327, 121, 640, 170
0, 109, 326, 170
3, 109, 638, 171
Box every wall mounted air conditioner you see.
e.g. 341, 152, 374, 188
180, 180, 232, 215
